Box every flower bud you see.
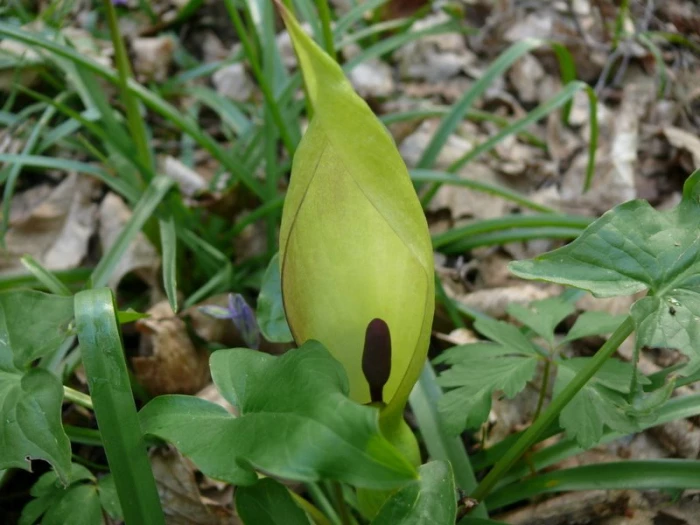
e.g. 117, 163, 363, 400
278, 5, 434, 428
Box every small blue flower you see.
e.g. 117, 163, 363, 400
199, 294, 260, 349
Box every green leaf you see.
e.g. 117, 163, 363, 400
0, 369, 72, 482
631, 292, 700, 371
0, 290, 74, 369
159, 215, 179, 313
256, 253, 293, 343
510, 197, 700, 366
436, 316, 541, 435
20, 464, 102, 525
0, 291, 72, 482
472, 317, 541, 357
97, 474, 123, 520
236, 478, 310, 525
438, 356, 539, 435
563, 311, 629, 343
371, 461, 456, 525
507, 297, 576, 346
555, 358, 638, 447
39, 484, 103, 525
140, 341, 417, 489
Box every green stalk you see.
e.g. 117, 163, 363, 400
331, 482, 351, 525
532, 360, 551, 422
224, 0, 297, 155
315, 0, 336, 60
469, 317, 635, 503
75, 288, 164, 525
63, 385, 94, 410
102, 0, 152, 180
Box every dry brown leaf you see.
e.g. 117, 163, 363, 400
443, 282, 561, 319
394, 12, 476, 82
433, 327, 479, 346
663, 126, 700, 170
0, 174, 99, 273
150, 448, 234, 525
428, 163, 509, 219
349, 58, 395, 98
162, 156, 207, 197
399, 119, 473, 168
133, 301, 210, 396
508, 52, 546, 104
132, 36, 176, 83
213, 63, 255, 102
99, 193, 160, 289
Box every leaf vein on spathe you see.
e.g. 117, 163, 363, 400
279, 136, 329, 343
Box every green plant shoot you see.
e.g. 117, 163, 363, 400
277, 3, 435, 462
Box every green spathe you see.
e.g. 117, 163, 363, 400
278, 4, 434, 432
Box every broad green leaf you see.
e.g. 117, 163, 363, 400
256, 253, 293, 343
0, 290, 73, 369
438, 356, 539, 435
97, 474, 123, 520
436, 316, 541, 435
40, 484, 102, 525
277, 6, 434, 419
471, 317, 540, 356
510, 196, 700, 366
507, 297, 575, 346
371, 461, 456, 525
140, 341, 417, 489
555, 358, 639, 447
0, 291, 72, 482
236, 478, 310, 525
20, 464, 103, 525
562, 311, 629, 343
631, 292, 700, 371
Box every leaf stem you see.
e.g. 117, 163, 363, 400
224, 0, 297, 156
532, 359, 551, 421
469, 316, 635, 504
331, 482, 352, 525
101, 0, 152, 181
63, 386, 94, 410
315, 0, 336, 60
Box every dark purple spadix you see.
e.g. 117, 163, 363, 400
362, 318, 392, 404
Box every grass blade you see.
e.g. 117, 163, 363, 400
343, 18, 467, 72
1, 99, 59, 242
486, 459, 700, 510
0, 153, 140, 204
417, 39, 577, 171
334, 0, 389, 36
91, 176, 174, 288
432, 214, 592, 250
410, 169, 557, 214
417, 39, 546, 169
74, 288, 164, 524
409, 363, 488, 518
495, 392, 700, 488
447, 81, 589, 173
437, 228, 584, 253
0, 22, 266, 199
159, 216, 178, 313
20, 256, 71, 296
